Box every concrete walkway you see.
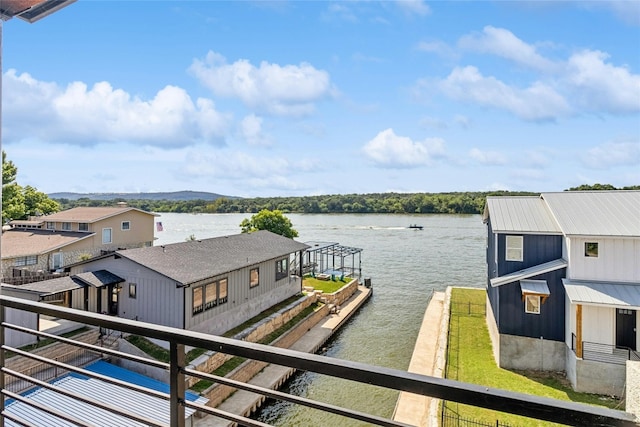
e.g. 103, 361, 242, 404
195, 285, 372, 427
392, 289, 449, 427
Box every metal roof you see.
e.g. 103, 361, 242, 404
483, 196, 562, 234
490, 258, 567, 287
4, 360, 207, 426
541, 191, 640, 237
0, 0, 76, 23
563, 279, 640, 308
117, 230, 310, 285
520, 279, 550, 296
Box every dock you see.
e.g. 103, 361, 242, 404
195, 285, 373, 426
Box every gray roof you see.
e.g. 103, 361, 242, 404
0, 270, 124, 296
117, 230, 310, 285
490, 258, 567, 287
483, 196, 562, 234
520, 279, 550, 296
541, 191, 640, 237
563, 279, 640, 308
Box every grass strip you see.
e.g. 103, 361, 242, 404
445, 287, 622, 427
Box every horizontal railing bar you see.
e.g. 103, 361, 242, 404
3, 346, 169, 402
1, 410, 42, 427
2, 389, 91, 427
184, 367, 413, 427
3, 322, 169, 370
1, 368, 165, 427
182, 399, 272, 427
2, 296, 637, 427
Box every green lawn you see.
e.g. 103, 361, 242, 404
445, 287, 622, 427
303, 276, 350, 293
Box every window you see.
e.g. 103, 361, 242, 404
79, 223, 89, 232
525, 295, 541, 314
275, 258, 288, 281
205, 282, 217, 309
585, 242, 598, 257
505, 235, 523, 262
129, 283, 137, 299
102, 228, 112, 244
46, 222, 55, 230
121, 221, 131, 231
61, 222, 72, 231
219, 278, 228, 304
250, 268, 259, 288
193, 286, 203, 314
15, 255, 37, 266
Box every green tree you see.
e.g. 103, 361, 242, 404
240, 209, 298, 238
2, 151, 59, 222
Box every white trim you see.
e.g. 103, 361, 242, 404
491, 258, 567, 287
505, 235, 523, 262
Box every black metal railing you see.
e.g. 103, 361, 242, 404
1, 296, 637, 427
572, 334, 640, 365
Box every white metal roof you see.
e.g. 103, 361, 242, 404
541, 191, 640, 237
520, 279, 550, 296
4, 361, 207, 426
563, 279, 640, 308
483, 196, 562, 234
490, 258, 567, 287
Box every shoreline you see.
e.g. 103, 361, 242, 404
195, 284, 373, 426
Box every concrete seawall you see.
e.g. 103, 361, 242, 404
195, 284, 373, 427
393, 288, 450, 427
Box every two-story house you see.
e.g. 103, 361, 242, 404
483, 190, 640, 395
2, 206, 158, 279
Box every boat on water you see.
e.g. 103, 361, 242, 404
408, 224, 423, 230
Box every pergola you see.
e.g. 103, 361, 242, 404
302, 241, 363, 280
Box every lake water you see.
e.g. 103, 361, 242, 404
154, 212, 486, 425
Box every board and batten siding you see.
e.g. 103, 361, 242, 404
71, 257, 184, 329
567, 237, 640, 282
496, 233, 563, 277
186, 256, 300, 335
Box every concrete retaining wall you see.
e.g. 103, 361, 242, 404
498, 334, 565, 372
627, 361, 640, 417
569, 355, 626, 397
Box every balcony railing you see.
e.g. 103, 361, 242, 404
1, 296, 637, 427
572, 333, 640, 365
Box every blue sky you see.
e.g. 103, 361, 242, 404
2, 1, 639, 197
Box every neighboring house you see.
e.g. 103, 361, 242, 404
483, 190, 640, 395
2, 206, 158, 279
67, 230, 310, 336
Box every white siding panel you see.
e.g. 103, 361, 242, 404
569, 237, 640, 282
582, 305, 614, 345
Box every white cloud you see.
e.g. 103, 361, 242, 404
189, 51, 334, 116
581, 140, 640, 169
362, 128, 445, 168
437, 66, 570, 121
396, 0, 431, 16
564, 50, 640, 113
3, 69, 230, 147
469, 148, 507, 165
239, 114, 272, 146
458, 26, 557, 72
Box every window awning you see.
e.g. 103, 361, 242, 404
490, 258, 567, 287
520, 279, 550, 296
563, 279, 640, 309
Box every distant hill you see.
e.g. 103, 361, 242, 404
48, 191, 235, 201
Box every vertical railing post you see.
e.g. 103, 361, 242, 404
170, 342, 186, 427
1, 301, 5, 426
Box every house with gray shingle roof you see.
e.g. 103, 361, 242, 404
68, 230, 310, 335
483, 190, 640, 396
2, 206, 158, 279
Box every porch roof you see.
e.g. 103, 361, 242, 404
490, 258, 567, 287
0, 270, 123, 296
563, 279, 640, 309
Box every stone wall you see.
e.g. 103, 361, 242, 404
201, 303, 330, 407
319, 279, 358, 307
